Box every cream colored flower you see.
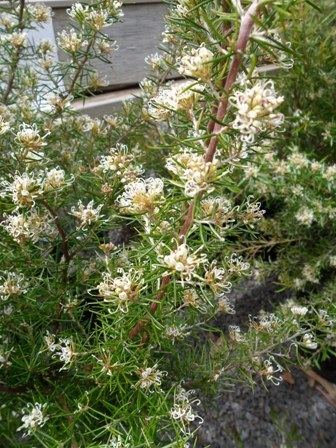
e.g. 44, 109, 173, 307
117, 178, 164, 214
57, 29, 86, 52
302, 333, 318, 350
43, 167, 66, 191
2, 211, 55, 244
158, 243, 207, 282
136, 364, 165, 391
97, 268, 142, 313
177, 44, 213, 80
17, 403, 48, 436
0, 272, 27, 300
70, 200, 103, 229
295, 207, 314, 226
1, 172, 42, 207
230, 79, 284, 143
166, 149, 218, 197
31, 4, 52, 23
146, 81, 204, 121
16, 123, 47, 150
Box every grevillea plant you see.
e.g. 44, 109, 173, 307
0, 0, 328, 446
231, 0, 336, 371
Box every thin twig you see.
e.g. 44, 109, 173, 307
66, 33, 97, 97
2, 0, 25, 103
42, 200, 71, 265
129, 0, 262, 339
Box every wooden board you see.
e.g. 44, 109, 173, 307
52, 2, 169, 90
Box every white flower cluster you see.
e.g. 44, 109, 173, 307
0, 343, 12, 367
145, 52, 167, 71
1, 168, 66, 207
251, 312, 280, 333
0, 117, 10, 134
117, 177, 164, 214
5, 31, 28, 48
226, 253, 250, 276
146, 81, 204, 121
97, 268, 142, 313
158, 243, 207, 283
295, 206, 314, 226
17, 403, 48, 437
96, 144, 143, 183
70, 200, 103, 229
2, 210, 55, 243
166, 149, 218, 197
230, 79, 284, 143
261, 356, 283, 385
217, 295, 235, 314
104, 435, 132, 448
28, 3, 52, 23
201, 196, 233, 227
302, 332, 318, 350
68, 1, 123, 30
228, 325, 245, 342
165, 324, 190, 343
0, 106, 12, 134
135, 364, 165, 391
170, 386, 202, 429
46, 93, 73, 113
16, 123, 48, 151
57, 29, 87, 53
0, 271, 27, 300
177, 44, 213, 80
182, 288, 201, 309
204, 261, 229, 293
290, 305, 308, 316
45, 332, 75, 370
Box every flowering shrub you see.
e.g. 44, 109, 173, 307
235, 0, 336, 369
0, 0, 331, 446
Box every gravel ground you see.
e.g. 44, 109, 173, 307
196, 278, 336, 448
197, 369, 336, 448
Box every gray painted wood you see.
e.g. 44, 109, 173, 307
52, 2, 169, 90
29, 0, 164, 6
72, 87, 140, 117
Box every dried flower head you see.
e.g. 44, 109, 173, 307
0, 272, 27, 300
135, 364, 165, 391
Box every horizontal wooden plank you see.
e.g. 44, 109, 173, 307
27, 0, 165, 7
72, 86, 140, 116
52, 2, 169, 90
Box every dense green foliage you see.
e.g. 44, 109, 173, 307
0, 1, 334, 447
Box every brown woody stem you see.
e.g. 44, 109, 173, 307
129, 0, 261, 339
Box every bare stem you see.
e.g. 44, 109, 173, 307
66, 33, 97, 97
129, 0, 262, 339
2, 0, 25, 104
0, 383, 27, 394
42, 200, 71, 266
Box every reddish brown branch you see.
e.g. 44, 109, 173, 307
129, 0, 261, 339
42, 200, 71, 264
0, 383, 27, 394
